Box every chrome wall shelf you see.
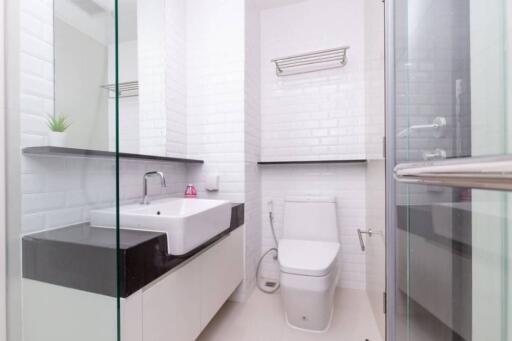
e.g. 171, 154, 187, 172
271, 46, 349, 76
101, 81, 139, 98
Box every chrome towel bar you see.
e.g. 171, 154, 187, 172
394, 155, 512, 190
101, 81, 139, 99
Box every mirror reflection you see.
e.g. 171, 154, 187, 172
54, 0, 139, 153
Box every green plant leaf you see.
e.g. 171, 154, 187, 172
47, 114, 71, 132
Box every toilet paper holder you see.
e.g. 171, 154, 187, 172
357, 228, 374, 252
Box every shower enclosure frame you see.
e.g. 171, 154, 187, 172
2, 0, 122, 338
384, 0, 397, 340
0, 0, 6, 337
384, 0, 512, 339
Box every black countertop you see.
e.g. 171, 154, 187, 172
22, 203, 244, 298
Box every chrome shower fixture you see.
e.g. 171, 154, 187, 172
397, 116, 447, 138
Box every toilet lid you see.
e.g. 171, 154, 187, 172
278, 239, 340, 277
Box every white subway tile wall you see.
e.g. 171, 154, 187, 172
20, 0, 54, 148
395, 0, 471, 163
186, 0, 246, 203
137, 0, 167, 156
365, 160, 386, 337
236, 0, 262, 301
164, 0, 187, 158
109, 41, 140, 154
22, 155, 188, 233
394, 0, 470, 206
184, 0, 260, 301
19, 0, 189, 233
260, 164, 367, 289
258, 0, 368, 290
364, 0, 386, 336
18, 0, 379, 295
260, 0, 366, 162
364, 0, 385, 160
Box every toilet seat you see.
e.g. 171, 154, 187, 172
279, 239, 340, 277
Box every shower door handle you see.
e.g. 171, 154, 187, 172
394, 155, 512, 190
357, 229, 373, 252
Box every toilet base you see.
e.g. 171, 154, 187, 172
280, 266, 338, 332
285, 307, 334, 333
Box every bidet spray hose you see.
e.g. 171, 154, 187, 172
269, 211, 279, 248
256, 201, 280, 294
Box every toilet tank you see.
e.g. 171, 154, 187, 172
283, 196, 339, 242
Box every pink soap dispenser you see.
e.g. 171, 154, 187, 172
184, 184, 198, 198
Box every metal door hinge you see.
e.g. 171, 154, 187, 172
383, 291, 387, 314
382, 136, 386, 158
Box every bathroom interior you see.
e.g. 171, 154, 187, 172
3, 0, 512, 340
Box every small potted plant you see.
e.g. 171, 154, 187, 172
47, 114, 71, 147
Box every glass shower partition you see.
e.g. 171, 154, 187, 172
5, 0, 121, 340
387, 0, 511, 340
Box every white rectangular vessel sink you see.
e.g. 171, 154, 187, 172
91, 198, 232, 255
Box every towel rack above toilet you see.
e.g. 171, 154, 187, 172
271, 46, 350, 76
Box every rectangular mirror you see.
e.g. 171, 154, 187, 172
54, 0, 139, 153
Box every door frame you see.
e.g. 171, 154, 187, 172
0, 0, 7, 337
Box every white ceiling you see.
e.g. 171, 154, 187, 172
253, 0, 308, 10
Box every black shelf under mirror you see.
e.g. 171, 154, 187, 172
22, 146, 204, 164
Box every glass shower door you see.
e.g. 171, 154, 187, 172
5, 0, 122, 340
387, 0, 512, 340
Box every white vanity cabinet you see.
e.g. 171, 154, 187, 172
199, 225, 244, 329
130, 227, 244, 341
22, 216, 244, 341
142, 253, 202, 341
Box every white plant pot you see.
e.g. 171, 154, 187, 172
48, 131, 67, 147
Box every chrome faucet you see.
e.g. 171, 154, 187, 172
141, 171, 166, 205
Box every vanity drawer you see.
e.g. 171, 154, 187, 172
200, 227, 244, 329
141, 226, 244, 341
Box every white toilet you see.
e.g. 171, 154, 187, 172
278, 196, 340, 333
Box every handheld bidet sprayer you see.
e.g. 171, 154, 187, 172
268, 200, 274, 222
255, 201, 281, 293
267, 201, 279, 253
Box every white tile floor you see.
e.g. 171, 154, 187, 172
197, 288, 383, 341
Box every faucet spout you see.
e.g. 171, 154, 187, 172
141, 171, 167, 205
